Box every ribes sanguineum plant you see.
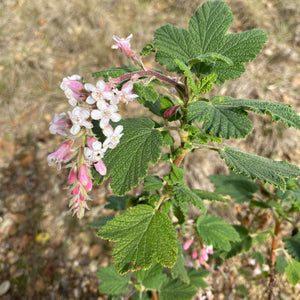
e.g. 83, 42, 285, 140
48, 1, 300, 299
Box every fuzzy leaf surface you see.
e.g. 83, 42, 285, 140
187, 268, 210, 288
93, 66, 141, 78
97, 264, 130, 295
154, 0, 267, 83
143, 176, 163, 192
211, 96, 300, 129
103, 117, 163, 195
187, 101, 253, 139
171, 243, 190, 283
192, 190, 226, 202
133, 83, 159, 104
159, 278, 197, 300
98, 205, 178, 274
285, 259, 300, 286
219, 145, 300, 191
196, 214, 240, 251
283, 233, 300, 262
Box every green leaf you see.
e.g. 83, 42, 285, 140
268, 201, 286, 216
172, 185, 206, 213
135, 262, 167, 290
87, 216, 113, 229
276, 256, 288, 273
223, 226, 252, 259
98, 205, 178, 274
197, 73, 217, 94
211, 96, 300, 129
285, 259, 300, 286
140, 43, 156, 56
219, 145, 300, 191
172, 202, 189, 226
283, 233, 300, 262
159, 278, 197, 300
187, 268, 210, 288
105, 195, 129, 211
93, 66, 141, 79
252, 252, 265, 265
192, 189, 226, 202
174, 59, 198, 94
103, 117, 163, 195
189, 53, 233, 66
209, 174, 258, 203
143, 176, 163, 192
154, 0, 268, 83
133, 83, 159, 104
196, 214, 240, 251
97, 264, 130, 295
187, 101, 253, 139
164, 163, 184, 185
171, 243, 190, 283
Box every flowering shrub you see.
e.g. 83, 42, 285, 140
48, 1, 300, 299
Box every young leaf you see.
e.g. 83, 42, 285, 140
211, 96, 300, 129
219, 145, 300, 191
164, 163, 184, 185
172, 185, 207, 213
209, 174, 258, 203
154, 0, 268, 83
172, 202, 189, 226
140, 43, 156, 56
187, 101, 253, 139
103, 117, 163, 195
143, 176, 163, 192
133, 83, 159, 104
276, 256, 288, 273
92, 66, 141, 79
98, 205, 178, 274
97, 264, 130, 295
135, 262, 167, 290
159, 278, 197, 300
283, 233, 300, 262
196, 214, 240, 251
198, 73, 218, 94
285, 259, 300, 286
174, 59, 198, 94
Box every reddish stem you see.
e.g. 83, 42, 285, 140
268, 219, 281, 300
151, 290, 159, 300
117, 70, 186, 97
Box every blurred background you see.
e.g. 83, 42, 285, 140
0, 0, 300, 299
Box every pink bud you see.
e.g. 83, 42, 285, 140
206, 245, 213, 255
85, 177, 93, 192
87, 137, 98, 150
199, 256, 205, 264
201, 248, 209, 261
94, 159, 107, 176
78, 164, 90, 186
49, 113, 72, 136
163, 105, 180, 118
192, 250, 198, 260
47, 140, 73, 170
183, 239, 193, 250
72, 185, 80, 195
69, 167, 77, 184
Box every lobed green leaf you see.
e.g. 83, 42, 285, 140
92, 66, 141, 79
283, 233, 300, 262
98, 205, 178, 274
219, 145, 300, 191
285, 259, 300, 286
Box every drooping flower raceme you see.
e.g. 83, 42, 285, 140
47, 139, 73, 170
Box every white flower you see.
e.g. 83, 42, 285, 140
84, 80, 115, 104
84, 140, 106, 163
114, 81, 138, 104
103, 125, 124, 149
68, 107, 92, 135
91, 101, 121, 129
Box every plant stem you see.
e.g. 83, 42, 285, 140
151, 291, 159, 300
268, 218, 281, 300
117, 70, 187, 97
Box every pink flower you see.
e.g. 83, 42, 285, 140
68, 167, 77, 184
60, 75, 86, 106
84, 138, 107, 163
84, 80, 115, 105
91, 102, 121, 129
94, 159, 107, 176
201, 248, 209, 262
69, 191, 89, 219
114, 81, 139, 104
192, 250, 198, 260
112, 34, 136, 59
47, 140, 73, 170
49, 113, 72, 136
103, 125, 124, 149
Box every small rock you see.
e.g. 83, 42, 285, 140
35, 278, 46, 292
89, 260, 98, 273
88, 244, 102, 259
7, 251, 19, 264
0, 280, 10, 296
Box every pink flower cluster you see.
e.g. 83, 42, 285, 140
47, 71, 138, 218
183, 238, 214, 265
